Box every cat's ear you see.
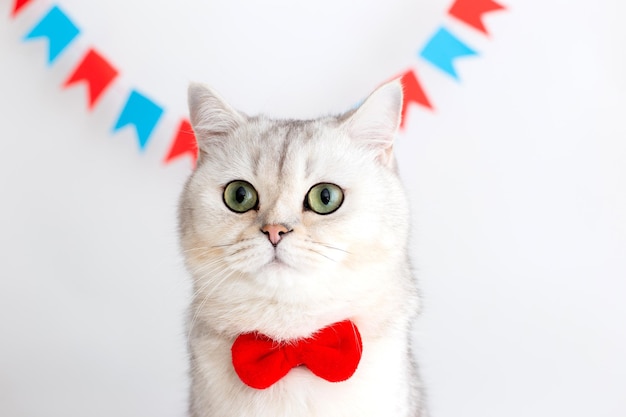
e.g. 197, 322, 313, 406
342, 79, 403, 169
188, 83, 245, 154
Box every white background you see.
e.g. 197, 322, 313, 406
1, 0, 625, 416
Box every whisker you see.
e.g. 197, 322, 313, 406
312, 241, 351, 254
187, 258, 232, 302
188, 261, 226, 299
187, 267, 238, 341
350, 321, 362, 355
305, 238, 351, 254
182, 246, 211, 253
182, 237, 256, 253
307, 248, 337, 262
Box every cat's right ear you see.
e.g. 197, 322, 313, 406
340, 79, 403, 170
188, 83, 245, 156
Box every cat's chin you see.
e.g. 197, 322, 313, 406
262, 256, 294, 272
254, 256, 317, 288
261, 246, 302, 269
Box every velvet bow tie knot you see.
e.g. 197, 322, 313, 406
231, 320, 363, 390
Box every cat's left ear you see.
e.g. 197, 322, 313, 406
342, 79, 403, 169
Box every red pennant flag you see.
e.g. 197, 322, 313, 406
63, 49, 118, 109
448, 0, 506, 35
398, 69, 433, 129
12, 0, 33, 16
164, 119, 198, 165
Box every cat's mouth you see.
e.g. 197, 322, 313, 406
264, 250, 291, 269
268, 255, 286, 266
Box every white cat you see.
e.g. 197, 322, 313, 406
178, 80, 426, 417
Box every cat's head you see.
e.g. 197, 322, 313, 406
179, 81, 412, 337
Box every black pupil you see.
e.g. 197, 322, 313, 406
320, 188, 331, 205
235, 186, 247, 204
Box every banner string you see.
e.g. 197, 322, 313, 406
9, 0, 506, 167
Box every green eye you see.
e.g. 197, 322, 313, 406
223, 180, 258, 213
306, 183, 344, 215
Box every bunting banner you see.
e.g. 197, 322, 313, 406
63, 49, 118, 109
165, 119, 198, 165
420, 26, 478, 80
113, 90, 164, 151
11, 0, 32, 16
8, 0, 506, 167
397, 69, 433, 129
448, 0, 506, 34
23, 5, 79, 64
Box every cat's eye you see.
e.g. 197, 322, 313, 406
223, 180, 258, 213
305, 183, 344, 215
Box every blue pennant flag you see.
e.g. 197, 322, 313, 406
24, 5, 80, 65
420, 26, 478, 80
113, 90, 164, 150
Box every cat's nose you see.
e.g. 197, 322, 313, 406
261, 224, 291, 246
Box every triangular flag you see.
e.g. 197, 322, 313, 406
420, 26, 478, 80
23, 5, 80, 65
164, 119, 198, 166
113, 90, 164, 150
64, 49, 118, 109
398, 69, 433, 129
12, 0, 33, 17
448, 0, 506, 35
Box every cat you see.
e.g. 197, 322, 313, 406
178, 79, 426, 417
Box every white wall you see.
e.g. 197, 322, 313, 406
1, 1, 625, 416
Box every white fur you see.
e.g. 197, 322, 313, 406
179, 80, 425, 417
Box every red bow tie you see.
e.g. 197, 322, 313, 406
231, 320, 362, 390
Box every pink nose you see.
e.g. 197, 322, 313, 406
261, 224, 290, 246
